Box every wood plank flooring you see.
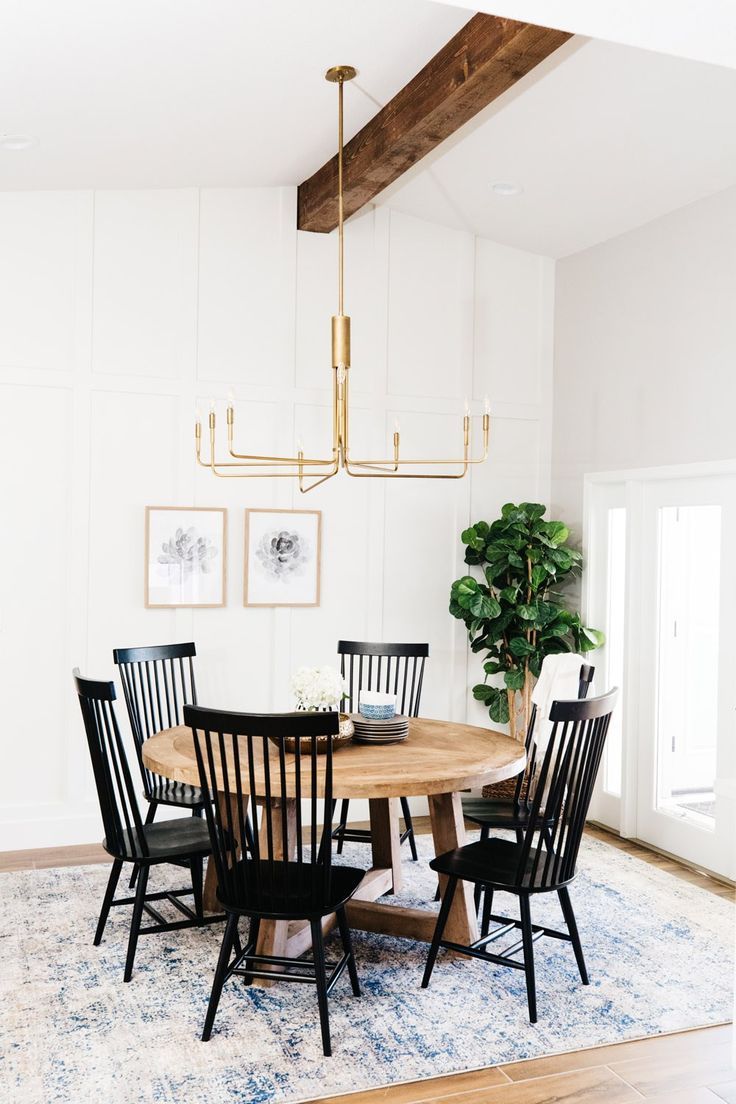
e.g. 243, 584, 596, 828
2, 820, 733, 1104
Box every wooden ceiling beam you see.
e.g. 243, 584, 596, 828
297, 14, 572, 233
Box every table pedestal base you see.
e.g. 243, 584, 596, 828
203, 791, 477, 987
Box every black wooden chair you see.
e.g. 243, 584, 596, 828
421, 688, 618, 1023
113, 642, 205, 822
73, 669, 220, 982
333, 640, 429, 860
186, 704, 364, 1057
461, 664, 595, 842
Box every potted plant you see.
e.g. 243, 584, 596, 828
450, 502, 604, 745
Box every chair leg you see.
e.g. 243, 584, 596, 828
190, 854, 204, 921
124, 864, 149, 982
558, 886, 589, 985
192, 805, 204, 819
243, 917, 260, 985
336, 907, 361, 997
335, 800, 349, 854
421, 875, 458, 989
473, 828, 490, 911
129, 803, 158, 888
481, 886, 494, 939
519, 894, 537, 1023
94, 859, 122, 946
310, 918, 332, 1057
202, 913, 239, 1042
400, 797, 418, 861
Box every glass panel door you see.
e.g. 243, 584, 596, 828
636, 475, 736, 879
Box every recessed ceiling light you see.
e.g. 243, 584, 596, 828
491, 181, 523, 197
0, 134, 39, 152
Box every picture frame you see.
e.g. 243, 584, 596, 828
244, 508, 321, 607
145, 506, 227, 608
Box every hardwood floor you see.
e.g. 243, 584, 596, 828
2, 820, 733, 1103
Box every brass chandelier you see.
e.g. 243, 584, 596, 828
196, 65, 490, 493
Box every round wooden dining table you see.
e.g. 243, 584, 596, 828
142, 717, 525, 985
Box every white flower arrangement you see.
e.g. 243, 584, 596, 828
291, 665, 348, 712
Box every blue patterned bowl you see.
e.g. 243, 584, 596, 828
359, 702, 396, 721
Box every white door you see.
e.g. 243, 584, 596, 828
636, 474, 736, 879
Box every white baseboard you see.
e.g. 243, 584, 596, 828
0, 803, 103, 851
0, 796, 433, 854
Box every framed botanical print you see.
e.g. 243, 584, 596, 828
145, 506, 227, 608
244, 509, 321, 607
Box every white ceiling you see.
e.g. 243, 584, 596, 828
3, 1, 736, 258
0, 0, 469, 189
432, 0, 736, 71
376, 36, 736, 256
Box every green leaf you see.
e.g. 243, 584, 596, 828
483, 659, 505, 675
541, 621, 569, 639
469, 591, 501, 619
516, 603, 537, 621
520, 502, 546, 520
507, 552, 525, 569
472, 683, 494, 704
509, 636, 535, 657
542, 521, 570, 546
504, 668, 526, 691
579, 626, 606, 652
530, 565, 548, 590
453, 575, 479, 610
489, 691, 510, 724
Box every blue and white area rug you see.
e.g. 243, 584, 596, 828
1, 834, 733, 1103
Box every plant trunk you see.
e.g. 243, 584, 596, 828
483, 670, 537, 800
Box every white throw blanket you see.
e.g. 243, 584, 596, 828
530, 653, 589, 802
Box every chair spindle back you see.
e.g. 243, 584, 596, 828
516, 689, 618, 890
113, 642, 197, 797
73, 669, 147, 858
185, 707, 340, 909
338, 640, 429, 718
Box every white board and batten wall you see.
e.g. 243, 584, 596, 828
0, 188, 553, 849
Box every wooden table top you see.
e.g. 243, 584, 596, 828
141, 717, 525, 799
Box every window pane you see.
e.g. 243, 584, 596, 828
655, 505, 721, 826
603, 507, 626, 796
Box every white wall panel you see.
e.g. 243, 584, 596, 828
92, 190, 198, 379
197, 188, 296, 387
0, 192, 90, 372
87, 390, 180, 677
387, 210, 474, 399
295, 206, 389, 395
474, 240, 551, 406
0, 385, 72, 807
382, 412, 472, 724
192, 399, 286, 714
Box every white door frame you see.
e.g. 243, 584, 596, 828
583, 459, 736, 879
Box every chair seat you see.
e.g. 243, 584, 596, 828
461, 796, 531, 828
106, 816, 212, 863
146, 781, 205, 809
215, 860, 365, 919
430, 837, 571, 893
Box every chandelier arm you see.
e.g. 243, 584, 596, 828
345, 452, 489, 467
197, 441, 337, 470
298, 465, 340, 494
344, 464, 470, 480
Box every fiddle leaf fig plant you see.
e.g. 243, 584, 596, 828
450, 502, 604, 742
